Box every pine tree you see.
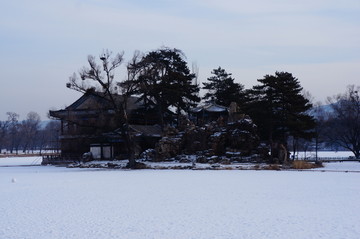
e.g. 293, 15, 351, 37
247, 72, 316, 159
129, 48, 200, 126
202, 67, 245, 107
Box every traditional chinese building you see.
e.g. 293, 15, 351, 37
49, 89, 162, 162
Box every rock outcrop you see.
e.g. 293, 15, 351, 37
154, 115, 260, 161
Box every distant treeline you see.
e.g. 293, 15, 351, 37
0, 112, 60, 154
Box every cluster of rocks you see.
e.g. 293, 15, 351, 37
142, 115, 266, 163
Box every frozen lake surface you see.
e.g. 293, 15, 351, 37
1, 157, 359, 239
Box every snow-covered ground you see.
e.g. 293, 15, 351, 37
312, 161, 360, 172
1, 157, 359, 239
0, 156, 43, 166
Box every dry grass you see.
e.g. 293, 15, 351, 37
132, 162, 149, 169
222, 167, 234, 170
264, 164, 281, 170
253, 164, 260, 170
292, 160, 323, 169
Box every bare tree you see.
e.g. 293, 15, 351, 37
326, 85, 360, 158
289, 90, 316, 159
36, 120, 61, 154
67, 50, 124, 97
6, 112, 20, 154
21, 112, 41, 153
67, 50, 140, 168
0, 119, 10, 153
311, 102, 330, 161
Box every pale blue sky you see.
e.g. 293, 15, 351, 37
1, 0, 359, 120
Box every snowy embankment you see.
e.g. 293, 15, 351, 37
0, 156, 42, 166
312, 162, 360, 172
1, 157, 359, 239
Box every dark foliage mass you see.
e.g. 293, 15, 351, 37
202, 67, 245, 108
63, 47, 201, 167
244, 72, 316, 159
126, 47, 201, 126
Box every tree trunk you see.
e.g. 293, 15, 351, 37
315, 135, 319, 162
119, 102, 137, 169
292, 137, 297, 160
354, 150, 360, 159
124, 128, 136, 168
158, 104, 164, 129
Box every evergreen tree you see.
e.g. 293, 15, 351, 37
202, 67, 245, 107
246, 72, 316, 159
128, 48, 200, 126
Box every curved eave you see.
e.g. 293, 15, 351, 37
49, 109, 116, 119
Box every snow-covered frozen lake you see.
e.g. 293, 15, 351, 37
1, 157, 359, 239
295, 150, 355, 159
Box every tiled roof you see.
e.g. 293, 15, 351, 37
189, 102, 228, 113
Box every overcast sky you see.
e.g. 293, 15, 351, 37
1, 0, 359, 120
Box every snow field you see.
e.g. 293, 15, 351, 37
0, 156, 42, 166
1, 163, 359, 239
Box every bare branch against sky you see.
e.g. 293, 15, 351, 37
0, 0, 359, 119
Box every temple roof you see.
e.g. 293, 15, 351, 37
189, 102, 228, 113
49, 90, 141, 119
